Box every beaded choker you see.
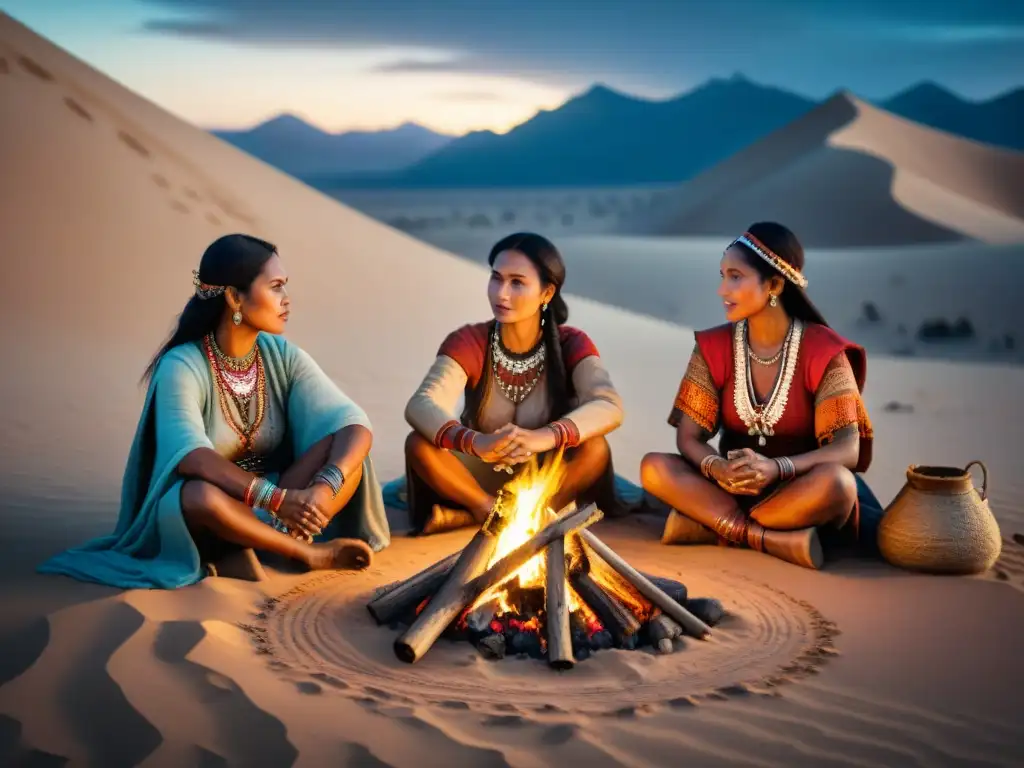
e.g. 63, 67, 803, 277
490, 324, 546, 405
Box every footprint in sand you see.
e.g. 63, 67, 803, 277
151, 173, 170, 189
118, 130, 150, 159
309, 672, 348, 690
17, 55, 53, 81
63, 96, 93, 122
294, 681, 322, 695
170, 200, 190, 214
183, 187, 202, 201
439, 700, 470, 710
0, 57, 9, 74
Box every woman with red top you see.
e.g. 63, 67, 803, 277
404, 232, 625, 534
640, 222, 875, 569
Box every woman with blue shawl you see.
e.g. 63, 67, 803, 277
39, 234, 390, 589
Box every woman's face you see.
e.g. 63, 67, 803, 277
234, 254, 291, 335
717, 246, 777, 323
488, 249, 554, 325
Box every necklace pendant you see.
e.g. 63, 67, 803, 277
758, 435, 767, 447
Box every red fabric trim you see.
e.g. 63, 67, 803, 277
433, 420, 460, 448
693, 324, 733, 391
559, 326, 599, 371
437, 322, 490, 390
801, 323, 867, 394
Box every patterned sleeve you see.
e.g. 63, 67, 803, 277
668, 344, 720, 435
814, 353, 873, 446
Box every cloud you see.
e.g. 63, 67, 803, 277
135, 0, 1024, 96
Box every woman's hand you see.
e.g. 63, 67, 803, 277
275, 487, 329, 538
719, 448, 781, 495
501, 426, 559, 465
472, 424, 518, 464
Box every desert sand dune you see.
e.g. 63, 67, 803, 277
1, 12, 1024, 767
628, 92, 1024, 246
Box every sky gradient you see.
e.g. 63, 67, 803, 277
5, 0, 1021, 135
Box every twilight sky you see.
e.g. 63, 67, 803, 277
5, 0, 1022, 135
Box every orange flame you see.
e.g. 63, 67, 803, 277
470, 452, 581, 614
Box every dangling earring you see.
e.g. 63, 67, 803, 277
769, 294, 778, 308
541, 302, 548, 327
232, 309, 242, 326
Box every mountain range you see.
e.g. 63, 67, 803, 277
213, 76, 1023, 189
211, 116, 452, 177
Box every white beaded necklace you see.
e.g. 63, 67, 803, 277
732, 319, 803, 446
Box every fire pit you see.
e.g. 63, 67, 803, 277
367, 456, 725, 668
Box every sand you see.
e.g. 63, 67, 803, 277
2, 11, 1024, 767
620, 93, 1024, 247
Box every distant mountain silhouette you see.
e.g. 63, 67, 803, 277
239, 78, 1022, 190
312, 76, 818, 188
212, 115, 453, 176
881, 82, 1024, 151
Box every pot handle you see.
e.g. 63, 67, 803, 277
964, 460, 988, 501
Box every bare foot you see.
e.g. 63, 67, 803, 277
306, 538, 373, 571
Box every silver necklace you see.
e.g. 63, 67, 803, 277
490, 324, 545, 404
733, 319, 803, 446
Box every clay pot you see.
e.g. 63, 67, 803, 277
878, 461, 1001, 574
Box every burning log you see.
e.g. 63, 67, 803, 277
393, 527, 500, 664
648, 614, 683, 654
457, 503, 603, 612
394, 503, 601, 664
569, 571, 641, 647
366, 551, 460, 626
578, 529, 711, 640
545, 537, 574, 670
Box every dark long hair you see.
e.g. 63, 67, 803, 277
142, 234, 278, 382
733, 221, 828, 327
478, 232, 571, 420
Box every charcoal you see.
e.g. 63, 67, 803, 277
647, 576, 688, 606
510, 631, 542, 658
574, 645, 591, 661
477, 633, 506, 660
686, 598, 725, 626
590, 630, 614, 650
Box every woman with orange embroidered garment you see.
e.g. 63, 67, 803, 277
404, 233, 624, 535
640, 222, 875, 569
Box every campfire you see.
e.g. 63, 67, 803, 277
368, 454, 724, 667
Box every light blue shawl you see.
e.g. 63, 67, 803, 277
38, 333, 390, 589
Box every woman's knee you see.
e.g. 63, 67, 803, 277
810, 463, 858, 506
405, 430, 432, 462
180, 480, 222, 521
572, 435, 610, 467
640, 452, 683, 493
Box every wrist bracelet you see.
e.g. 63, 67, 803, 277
774, 456, 796, 482
700, 454, 722, 480
311, 463, 345, 498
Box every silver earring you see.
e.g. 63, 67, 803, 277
232, 310, 242, 326
541, 302, 548, 326
769, 294, 778, 308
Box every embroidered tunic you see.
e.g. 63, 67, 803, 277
669, 322, 874, 472
406, 322, 624, 452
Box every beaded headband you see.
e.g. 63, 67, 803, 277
193, 269, 226, 300
731, 232, 809, 289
